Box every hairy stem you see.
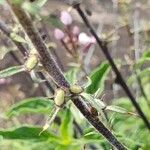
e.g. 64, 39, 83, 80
6, 1, 127, 149
73, 3, 150, 130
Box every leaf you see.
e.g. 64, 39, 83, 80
128, 68, 150, 85
0, 66, 25, 79
45, 14, 64, 28
55, 145, 81, 150
82, 128, 104, 144
0, 126, 59, 142
65, 68, 79, 85
60, 109, 73, 144
84, 131, 102, 141
36, 0, 48, 7
106, 105, 138, 116
22, 2, 40, 15
81, 93, 106, 112
136, 50, 150, 68
82, 76, 92, 88
6, 97, 54, 118
86, 62, 110, 94
10, 32, 27, 43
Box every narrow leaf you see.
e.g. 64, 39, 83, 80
10, 32, 27, 43
86, 62, 110, 94
0, 66, 25, 79
65, 68, 79, 85
106, 105, 139, 116
6, 97, 54, 118
60, 109, 73, 141
0, 126, 59, 141
36, 0, 48, 7
44, 14, 64, 28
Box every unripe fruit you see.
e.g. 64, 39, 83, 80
54, 89, 65, 107
70, 85, 83, 94
25, 54, 38, 71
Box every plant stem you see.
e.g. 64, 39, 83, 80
0, 19, 54, 94
73, 3, 150, 130
0, 20, 26, 55
7, 1, 127, 149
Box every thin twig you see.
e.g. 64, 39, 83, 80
6, 1, 127, 149
73, 4, 150, 130
0, 20, 26, 55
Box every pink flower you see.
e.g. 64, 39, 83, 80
60, 11, 72, 25
72, 26, 80, 35
0, 78, 11, 85
78, 33, 96, 45
54, 28, 65, 40
79, 32, 96, 53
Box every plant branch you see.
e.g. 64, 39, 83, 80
6, 1, 127, 149
73, 3, 150, 130
0, 20, 26, 56
0, 19, 54, 94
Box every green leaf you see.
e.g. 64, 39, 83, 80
35, 0, 48, 7
86, 62, 110, 94
136, 50, 150, 68
22, 2, 40, 15
81, 93, 106, 112
65, 68, 79, 85
83, 76, 92, 88
128, 68, 150, 85
82, 128, 104, 144
55, 145, 81, 150
60, 109, 73, 144
6, 97, 54, 118
44, 14, 64, 28
0, 65, 25, 79
106, 105, 138, 116
0, 126, 59, 141
10, 32, 27, 43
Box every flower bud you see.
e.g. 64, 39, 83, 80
25, 54, 38, 71
79, 32, 96, 45
90, 36, 96, 44
72, 26, 80, 35
0, 78, 11, 85
70, 85, 83, 94
54, 89, 65, 107
54, 28, 65, 40
60, 11, 72, 25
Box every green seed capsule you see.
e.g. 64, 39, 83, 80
25, 54, 38, 71
70, 85, 83, 94
54, 89, 65, 107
